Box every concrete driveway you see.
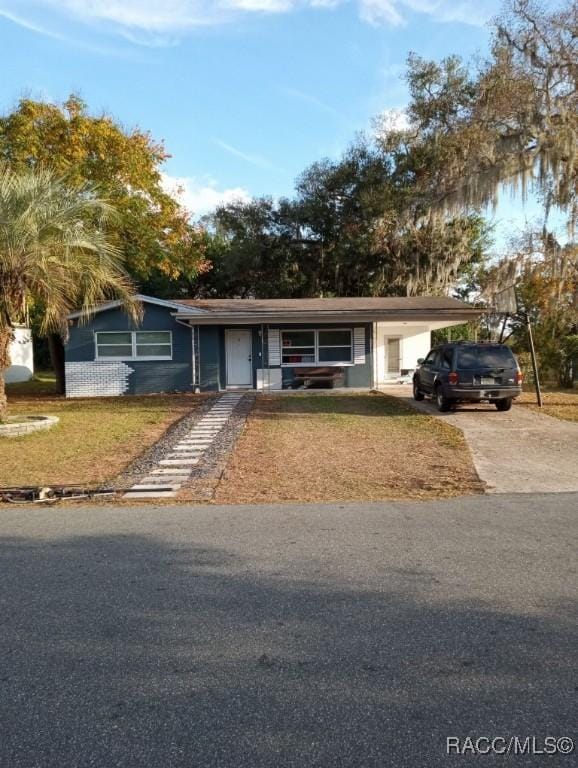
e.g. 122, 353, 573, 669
0, 496, 576, 768
387, 385, 578, 494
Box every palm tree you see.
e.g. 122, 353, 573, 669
0, 166, 140, 420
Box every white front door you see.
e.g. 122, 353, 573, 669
225, 329, 252, 388
385, 337, 401, 378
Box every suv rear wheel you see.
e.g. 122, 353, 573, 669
435, 384, 452, 412
495, 397, 513, 412
413, 379, 425, 401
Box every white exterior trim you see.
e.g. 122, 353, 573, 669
68, 294, 207, 320
267, 328, 281, 366
353, 327, 366, 364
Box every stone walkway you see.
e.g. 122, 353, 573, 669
123, 393, 247, 500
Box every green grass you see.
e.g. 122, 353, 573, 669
0, 388, 204, 487
5, 370, 58, 397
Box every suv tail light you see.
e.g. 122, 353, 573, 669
448, 372, 459, 385
515, 371, 523, 385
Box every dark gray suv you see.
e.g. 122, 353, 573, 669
413, 342, 523, 412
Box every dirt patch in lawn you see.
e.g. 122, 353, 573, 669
0, 390, 208, 487
517, 389, 578, 423
214, 393, 484, 504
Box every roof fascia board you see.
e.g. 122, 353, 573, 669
68, 294, 208, 320
173, 309, 482, 325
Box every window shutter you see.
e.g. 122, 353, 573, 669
353, 327, 366, 364
268, 328, 281, 366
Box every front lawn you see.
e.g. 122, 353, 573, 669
1, 379, 205, 486
517, 388, 578, 423
214, 393, 484, 504
4, 371, 59, 398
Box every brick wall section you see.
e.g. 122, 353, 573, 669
65, 361, 133, 398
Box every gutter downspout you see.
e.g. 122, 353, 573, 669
195, 325, 200, 393
176, 318, 199, 393
191, 325, 198, 392
261, 323, 265, 392
371, 322, 377, 389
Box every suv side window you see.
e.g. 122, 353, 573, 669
440, 348, 453, 369
424, 350, 437, 366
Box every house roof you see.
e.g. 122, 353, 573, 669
68, 294, 482, 324
171, 296, 482, 323
67, 294, 196, 320
172, 296, 477, 313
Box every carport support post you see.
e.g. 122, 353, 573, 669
526, 315, 543, 408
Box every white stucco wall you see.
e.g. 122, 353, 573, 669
374, 323, 431, 384
5, 327, 34, 383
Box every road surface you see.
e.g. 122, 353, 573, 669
0, 495, 576, 767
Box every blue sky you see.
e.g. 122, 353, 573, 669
0, 0, 565, 248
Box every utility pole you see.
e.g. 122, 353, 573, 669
526, 314, 543, 408
498, 314, 508, 343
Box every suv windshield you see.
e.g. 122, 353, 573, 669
456, 346, 516, 369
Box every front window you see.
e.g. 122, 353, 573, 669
281, 329, 352, 365
282, 330, 315, 364
317, 330, 353, 363
96, 331, 172, 360
135, 331, 172, 358
95, 332, 133, 359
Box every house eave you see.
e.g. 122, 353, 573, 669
172, 308, 482, 325
68, 294, 209, 320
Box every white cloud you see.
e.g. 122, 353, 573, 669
359, 0, 404, 26
376, 107, 411, 133
0, 6, 139, 55
161, 173, 251, 217
0, 0, 501, 43
0, 8, 65, 39
360, 0, 499, 27
402, 0, 497, 27
282, 86, 345, 118
226, 0, 294, 11
213, 138, 285, 172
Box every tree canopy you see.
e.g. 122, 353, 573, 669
194, 139, 488, 300
0, 95, 208, 285
376, 0, 577, 233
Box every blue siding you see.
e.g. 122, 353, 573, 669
199, 322, 372, 390
67, 310, 374, 395
199, 326, 220, 392
65, 303, 193, 394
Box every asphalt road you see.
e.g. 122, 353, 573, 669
0, 494, 576, 768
